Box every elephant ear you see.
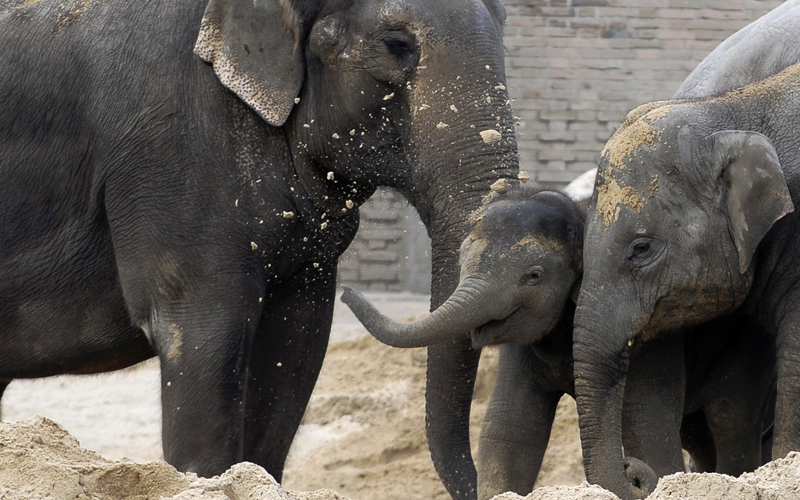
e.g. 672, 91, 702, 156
194, 0, 316, 126
709, 130, 794, 274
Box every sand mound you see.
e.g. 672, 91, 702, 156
491, 453, 800, 500
0, 415, 337, 500
0, 416, 798, 500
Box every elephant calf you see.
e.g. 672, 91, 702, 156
342, 182, 775, 499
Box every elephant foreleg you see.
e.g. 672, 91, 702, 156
156, 293, 258, 477
621, 334, 686, 477
242, 262, 337, 482
774, 310, 800, 459
477, 344, 559, 500
703, 325, 775, 476
426, 335, 481, 500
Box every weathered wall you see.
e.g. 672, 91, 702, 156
337, 188, 432, 293
505, 0, 783, 184
339, 0, 785, 291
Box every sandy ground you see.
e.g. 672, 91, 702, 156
1, 291, 583, 499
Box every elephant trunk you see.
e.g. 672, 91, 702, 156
341, 278, 505, 348
393, 11, 518, 499
573, 293, 657, 500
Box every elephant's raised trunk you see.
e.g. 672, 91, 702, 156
341, 278, 505, 348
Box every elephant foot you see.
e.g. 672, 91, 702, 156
623, 457, 659, 498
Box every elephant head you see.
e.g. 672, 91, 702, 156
342, 184, 584, 351
195, 0, 516, 221
195, 1, 518, 496
572, 101, 793, 499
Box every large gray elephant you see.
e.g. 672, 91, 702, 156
0, 0, 517, 489
572, 59, 800, 499
674, 0, 800, 100
342, 183, 776, 499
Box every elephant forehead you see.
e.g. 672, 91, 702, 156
509, 235, 563, 254
596, 176, 644, 228
595, 106, 674, 228
461, 233, 489, 259
601, 105, 674, 172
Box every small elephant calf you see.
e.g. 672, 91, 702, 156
342, 183, 775, 499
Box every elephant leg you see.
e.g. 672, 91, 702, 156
704, 399, 762, 475
760, 385, 776, 465
157, 291, 258, 477
621, 334, 686, 477
703, 338, 773, 475
774, 311, 800, 459
477, 344, 559, 500
427, 335, 481, 500
680, 410, 716, 473
242, 262, 336, 482
693, 315, 777, 475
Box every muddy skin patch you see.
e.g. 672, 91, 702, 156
167, 324, 183, 359
596, 176, 645, 227
54, 0, 97, 30
460, 234, 489, 277
510, 235, 564, 254
601, 106, 673, 172
715, 60, 800, 104
649, 175, 659, 198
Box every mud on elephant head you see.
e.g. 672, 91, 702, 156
341, 182, 585, 350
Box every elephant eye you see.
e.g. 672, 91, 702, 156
384, 38, 413, 58
524, 266, 544, 286
630, 242, 650, 258
626, 237, 664, 267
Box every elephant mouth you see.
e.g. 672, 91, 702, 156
471, 307, 519, 349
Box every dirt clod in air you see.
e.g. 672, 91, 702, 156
490, 178, 510, 194
480, 129, 502, 143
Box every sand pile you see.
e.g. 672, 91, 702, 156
0, 416, 798, 500
0, 416, 347, 500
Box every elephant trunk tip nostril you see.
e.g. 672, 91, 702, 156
623, 456, 659, 498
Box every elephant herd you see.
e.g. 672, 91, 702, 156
0, 0, 799, 500
346, 2, 800, 499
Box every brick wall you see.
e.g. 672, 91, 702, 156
338, 188, 432, 293
339, 0, 785, 291
505, 0, 783, 183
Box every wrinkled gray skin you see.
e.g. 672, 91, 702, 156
674, 0, 800, 100
344, 185, 775, 499
0, 0, 517, 489
573, 59, 800, 500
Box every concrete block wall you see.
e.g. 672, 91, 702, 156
339, 0, 784, 291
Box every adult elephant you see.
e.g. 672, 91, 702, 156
0, 0, 517, 489
674, 0, 800, 100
